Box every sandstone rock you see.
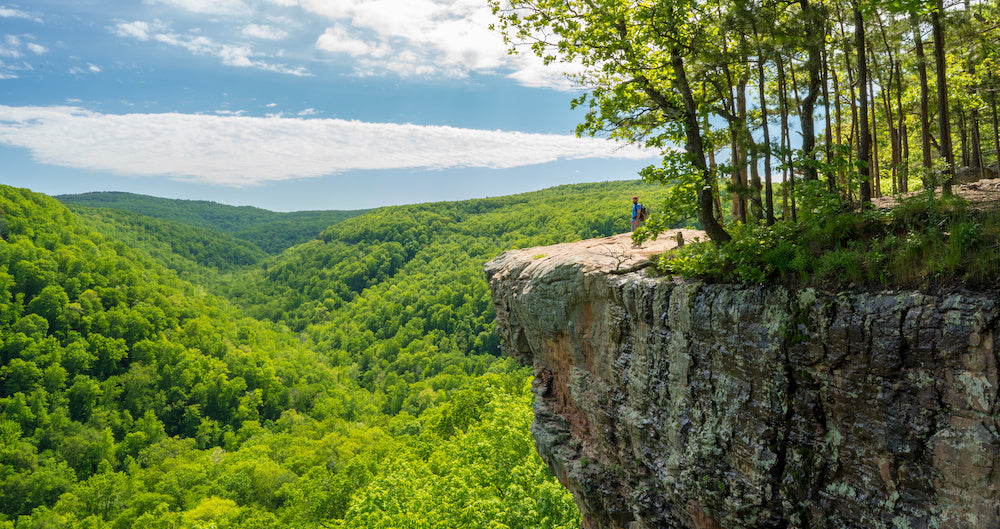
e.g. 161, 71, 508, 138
953, 165, 1000, 184
486, 235, 1000, 529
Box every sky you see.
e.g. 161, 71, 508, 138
0, 0, 662, 212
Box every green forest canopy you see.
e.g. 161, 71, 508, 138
57, 191, 369, 255
490, 0, 1000, 242
1, 180, 663, 528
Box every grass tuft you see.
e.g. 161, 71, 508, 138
657, 191, 1000, 291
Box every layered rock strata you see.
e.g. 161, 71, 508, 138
485, 232, 1000, 528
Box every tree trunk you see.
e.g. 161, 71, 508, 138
958, 105, 969, 167
992, 91, 999, 167
875, 11, 900, 195
670, 48, 730, 243
777, 54, 794, 220
822, 44, 835, 192
832, 43, 846, 192
971, 108, 983, 177
758, 49, 775, 225
968, 66, 983, 177
896, 62, 909, 192
749, 145, 763, 221
911, 13, 933, 184
932, 0, 954, 195
868, 67, 881, 198
798, 0, 823, 183
729, 121, 745, 222
738, 76, 755, 221
883, 83, 898, 195
838, 6, 859, 201
720, 45, 748, 224
855, 2, 872, 205
703, 110, 725, 224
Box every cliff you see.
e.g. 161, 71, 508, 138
485, 232, 1000, 529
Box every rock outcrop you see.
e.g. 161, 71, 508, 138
485, 232, 1000, 529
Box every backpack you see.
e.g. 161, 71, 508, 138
638, 205, 647, 222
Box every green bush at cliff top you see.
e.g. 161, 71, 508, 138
657, 191, 1000, 291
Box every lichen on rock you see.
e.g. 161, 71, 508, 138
486, 233, 1000, 529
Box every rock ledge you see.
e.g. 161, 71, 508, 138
486, 234, 1000, 529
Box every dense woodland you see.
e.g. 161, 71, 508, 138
492, 0, 1000, 242
57, 192, 368, 255
0, 181, 668, 528
7, 1, 1000, 526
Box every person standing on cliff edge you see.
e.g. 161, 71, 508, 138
630, 195, 645, 231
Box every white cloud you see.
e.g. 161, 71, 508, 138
0, 105, 657, 186
0, 6, 41, 23
114, 21, 310, 76
147, 0, 250, 16
293, 0, 576, 89
242, 23, 288, 40
109, 0, 573, 89
315, 26, 390, 58
269, 0, 353, 19
67, 63, 102, 75
112, 20, 157, 41
0, 34, 47, 77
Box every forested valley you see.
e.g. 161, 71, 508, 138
5, 0, 1000, 527
0, 180, 667, 528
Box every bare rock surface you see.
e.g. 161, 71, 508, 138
489, 229, 705, 277
871, 176, 1000, 211
486, 232, 1000, 529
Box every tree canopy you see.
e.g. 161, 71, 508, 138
490, 0, 1000, 242
1, 180, 668, 528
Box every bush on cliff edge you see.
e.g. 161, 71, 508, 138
655, 190, 1000, 291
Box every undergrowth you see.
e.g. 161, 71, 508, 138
656, 190, 1000, 291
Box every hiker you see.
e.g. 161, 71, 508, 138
630, 195, 645, 231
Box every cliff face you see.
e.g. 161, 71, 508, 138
485, 233, 1000, 529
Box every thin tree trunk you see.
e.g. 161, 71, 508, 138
855, 2, 872, 206
932, 0, 954, 195
704, 110, 725, 224
868, 65, 881, 198
738, 76, 755, 220
971, 108, 984, 177
757, 46, 776, 225
912, 13, 933, 187
823, 44, 835, 192
992, 91, 999, 167
790, 53, 803, 116
777, 54, 796, 221
958, 105, 969, 167
832, 45, 846, 192
884, 83, 898, 194
720, 45, 747, 224
729, 122, 747, 223
838, 7, 859, 201
968, 64, 984, 177
896, 61, 909, 192
749, 146, 763, 221
875, 10, 901, 195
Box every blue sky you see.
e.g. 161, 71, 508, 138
0, 0, 661, 211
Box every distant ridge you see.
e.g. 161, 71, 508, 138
56, 191, 369, 254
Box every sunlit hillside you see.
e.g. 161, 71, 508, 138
2, 180, 666, 528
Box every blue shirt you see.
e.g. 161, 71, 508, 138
632, 202, 642, 221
